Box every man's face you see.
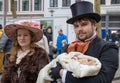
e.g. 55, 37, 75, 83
73, 19, 96, 41
58, 30, 62, 35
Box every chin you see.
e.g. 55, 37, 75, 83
19, 44, 26, 47
78, 36, 86, 41
78, 38, 85, 41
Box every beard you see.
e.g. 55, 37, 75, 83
77, 31, 94, 41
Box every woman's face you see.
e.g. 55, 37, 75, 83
73, 19, 96, 41
17, 29, 31, 49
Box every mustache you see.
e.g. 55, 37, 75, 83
78, 31, 86, 34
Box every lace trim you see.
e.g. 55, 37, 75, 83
16, 50, 30, 64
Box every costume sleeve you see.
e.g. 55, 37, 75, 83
0, 34, 8, 50
65, 44, 119, 83
43, 36, 49, 54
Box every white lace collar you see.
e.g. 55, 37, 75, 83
16, 49, 30, 64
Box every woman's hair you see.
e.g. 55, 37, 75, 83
9, 29, 37, 62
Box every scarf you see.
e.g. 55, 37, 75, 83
68, 33, 97, 54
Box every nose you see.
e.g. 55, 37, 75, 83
77, 26, 83, 31
19, 35, 24, 39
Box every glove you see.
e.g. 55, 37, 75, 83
49, 62, 62, 80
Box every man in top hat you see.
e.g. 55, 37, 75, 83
49, 1, 119, 83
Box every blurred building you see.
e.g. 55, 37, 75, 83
0, 0, 120, 44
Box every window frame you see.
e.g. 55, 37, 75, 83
22, 0, 30, 11
111, 0, 120, 4
50, 0, 58, 7
34, 0, 42, 11
0, 0, 2, 11
62, 0, 71, 7
14, 0, 18, 11
100, 0, 105, 5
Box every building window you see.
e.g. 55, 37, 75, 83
62, 0, 71, 7
101, 15, 120, 27
22, 0, 29, 11
14, 0, 18, 11
100, 0, 105, 5
50, 0, 58, 7
111, 0, 120, 4
0, 1, 2, 11
101, 16, 105, 27
109, 16, 120, 27
34, 0, 41, 11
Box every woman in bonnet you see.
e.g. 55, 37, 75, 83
1, 20, 49, 83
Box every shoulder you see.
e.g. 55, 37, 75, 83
35, 46, 46, 52
62, 34, 67, 37
43, 35, 47, 39
35, 47, 48, 55
34, 47, 49, 61
0, 34, 8, 42
92, 37, 118, 51
43, 35, 48, 42
103, 41, 118, 50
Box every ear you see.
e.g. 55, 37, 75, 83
93, 23, 97, 31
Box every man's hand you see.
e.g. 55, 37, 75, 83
49, 62, 62, 80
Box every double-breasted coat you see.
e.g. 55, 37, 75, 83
65, 37, 119, 83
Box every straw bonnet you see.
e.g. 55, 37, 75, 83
67, 1, 101, 24
4, 20, 43, 42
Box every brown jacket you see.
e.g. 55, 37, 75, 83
1, 47, 49, 83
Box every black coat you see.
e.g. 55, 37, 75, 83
65, 37, 119, 83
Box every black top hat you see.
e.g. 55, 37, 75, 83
67, 1, 101, 24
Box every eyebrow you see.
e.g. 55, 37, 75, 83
74, 20, 89, 25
